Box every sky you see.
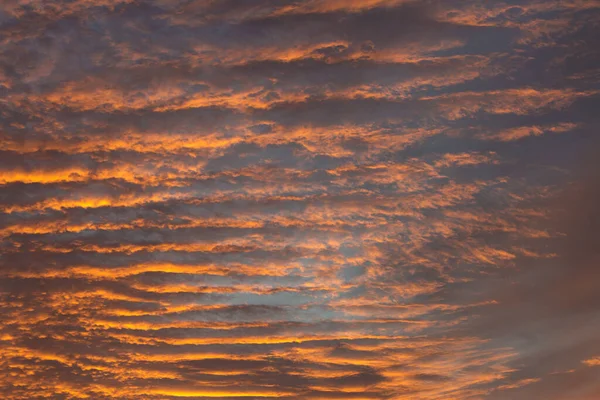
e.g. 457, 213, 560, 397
0, 0, 599, 399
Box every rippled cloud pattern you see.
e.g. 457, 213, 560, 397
1, 1, 599, 399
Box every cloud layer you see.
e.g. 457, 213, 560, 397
1, 0, 599, 399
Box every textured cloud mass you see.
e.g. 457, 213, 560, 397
1, 1, 599, 399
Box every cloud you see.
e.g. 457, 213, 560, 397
1, 0, 599, 399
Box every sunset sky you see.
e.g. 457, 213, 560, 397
0, 1, 599, 399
